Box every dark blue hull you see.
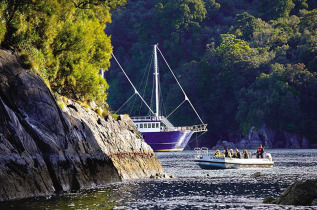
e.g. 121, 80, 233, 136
142, 130, 193, 152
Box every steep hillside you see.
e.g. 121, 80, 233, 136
106, 0, 317, 147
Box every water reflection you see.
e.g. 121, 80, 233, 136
1, 149, 316, 209
1, 188, 121, 209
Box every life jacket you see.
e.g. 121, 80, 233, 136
257, 148, 263, 153
243, 153, 249, 158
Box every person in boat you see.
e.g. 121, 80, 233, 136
222, 150, 226, 157
256, 144, 264, 158
233, 148, 241, 158
243, 149, 249, 159
224, 147, 230, 157
214, 150, 221, 157
229, 149, 234, 157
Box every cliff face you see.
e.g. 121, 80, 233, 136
63, 101, 163, 180
0, 49, 162, 201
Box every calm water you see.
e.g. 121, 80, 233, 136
1, 149, 317, 209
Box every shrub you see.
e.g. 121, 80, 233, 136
111, 114, 118, 120
95, 107, 103, 116
57, 100, 67, 111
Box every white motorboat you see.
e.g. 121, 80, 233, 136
194, 147, 274, 169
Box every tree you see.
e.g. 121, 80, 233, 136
260, 0, 295, 20
236, 64, 302, 135
0, 0, 126, 106
106, 0, 317, 146
231, 12, 259, 41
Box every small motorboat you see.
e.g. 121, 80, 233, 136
194, 147, 274, 169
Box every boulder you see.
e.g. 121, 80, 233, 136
263, 196, 276, 204
251, 172, 262, 178
149, 172, 174, 179
264, 179, 317, 206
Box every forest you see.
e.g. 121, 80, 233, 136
106, 0, 317, 146
0, 0, 316, 147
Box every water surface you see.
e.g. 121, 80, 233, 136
2, 149, 317, 209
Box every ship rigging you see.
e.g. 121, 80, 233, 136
111, 44, 207, 151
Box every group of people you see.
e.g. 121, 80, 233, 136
214, 144, 265, 159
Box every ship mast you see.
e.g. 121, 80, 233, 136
154, 44, 159, 118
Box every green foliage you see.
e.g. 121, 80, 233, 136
19, 53, 35, 70
57, 100, 67, 112
155, 0, 207, 33
0, 3, 5, 43
231, 12, 259, 41
111, 114, 118, 120
237, 64, 300, 135
260, 0, 296, 20
237, 63, 317, 139
293, 0, 309, 15
0, 0, 125, 107
107, 0, 317, 145
95, 107, 103, 116
102, 109, 109, 118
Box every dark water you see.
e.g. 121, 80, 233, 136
1, 149, 317, 209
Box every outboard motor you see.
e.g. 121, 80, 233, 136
266, 153, 272, 161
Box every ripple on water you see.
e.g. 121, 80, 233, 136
1, 149, 317, 209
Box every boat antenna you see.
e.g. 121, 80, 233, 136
111, 53, 155, 115
156, 46, 205, 125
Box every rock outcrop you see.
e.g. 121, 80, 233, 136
263, 179, 317, 206
63, 101, 163, 180
0, 49, 162, 201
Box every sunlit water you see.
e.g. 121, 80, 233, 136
1, 149, 317, 209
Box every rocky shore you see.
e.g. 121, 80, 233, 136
264, 179, 317, 206
0, 49, 162, 201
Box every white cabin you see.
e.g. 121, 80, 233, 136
134, 121, 161, 132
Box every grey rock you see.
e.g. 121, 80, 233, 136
251, 172, 261, 178
263, 196, 276, 204
274, 179, 317, 206
0, 49, 162, 201
149, 172, 173, 179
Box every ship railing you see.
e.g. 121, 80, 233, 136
194, 147, 209, 159
130, 116, 175, 128
130, 116, 162, 122
160, 124, 208, 132
174, 124, 208, 132
131, 116, 207, 132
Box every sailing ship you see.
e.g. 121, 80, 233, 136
112, 45, 207, 152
